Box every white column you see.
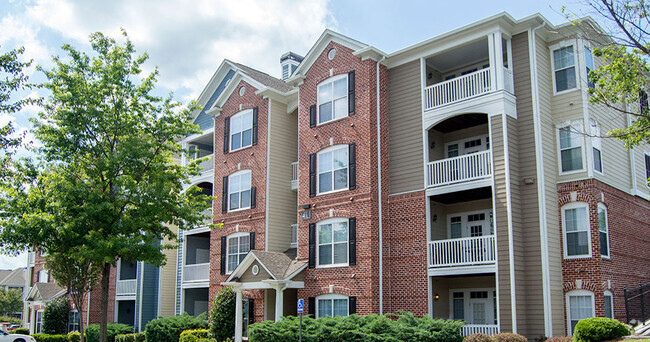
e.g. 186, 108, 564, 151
234, 289, 243, 342
275, 287, 284, 322
487, 33, 497, 91
494, 31, 504, 91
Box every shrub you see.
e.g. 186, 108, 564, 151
544, 337, 571, 342
249, 312, 465, 342
114, 332, 145, 342
0, 315, 22, 324
464, 333, 494, 342
67, 331, 81, 342
573, 317, 632, 342
30, 334, 67, 342
180, 329, 211, 342
42, 297, 69, 335
12, 327, 30, 335
209, 287, 236, 342
492, 333, 528, 342
84, 323, 134, 342
144, 313, 208, 342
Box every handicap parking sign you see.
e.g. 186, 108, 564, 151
297, 298, 304, 314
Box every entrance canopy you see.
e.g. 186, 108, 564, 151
223, 250, 306, 290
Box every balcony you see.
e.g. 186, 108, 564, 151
291, 161, 298, 190
428, 235, 496, 268
196, 154, 214, 172
183, 263, 209, 283
427, 150, 492, 188
462, 325, 499, 336
116, 279, 136, 296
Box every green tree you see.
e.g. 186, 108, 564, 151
0, 31, 213, 342
209, 286, 236, 341
0, 289, 23, 316
42, 296, 69, 335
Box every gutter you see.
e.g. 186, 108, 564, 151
376, 55, 386, 314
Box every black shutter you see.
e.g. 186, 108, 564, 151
348, 70, 355, 115
222, 176, 228, 214
349, 296, 357, 314
309, 105, 317, 128
249, 232, 255, 250
250, 186, 257, 209
223, 117, 230, 154
308, 297, 316, 317
309, 153, 317, 197
252, 107, 258, 146
349, 217, 356, 266
348, 143, 356, 190
248, 299, 255, 324
645, 154, 650, 179
220, 236, 227, 275
308, 223, 316, 268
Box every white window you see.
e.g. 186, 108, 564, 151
553, 45, 577, 93
604, 290, 614, 319
316, 294, 349, 318
38, 270, 49, 283
317, 74, 348, 124
567, 290, 595, 335
562, 203, 591, 258
317, 145, 348, 194
558, 122, 585, 173
227, 233, 250, 274
68, 310, 79, 332
591, 120, 602, 174
228, 170, 251, 211
229, 109, 253, 152
35, 310, 44, 333
598, 203, 609, 258
585, 47, 595, 89
317, 218, 348, 267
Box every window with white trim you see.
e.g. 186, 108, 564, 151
585, 47, 595, 89
227, 233, 250, 273
316, 294, 349, 318
317, 145, 348, 194
553, 45, 577, 92
598, 203, 609, 257
317, 218, 348, 266
562, 203, 591, 258
36, 310, 44, 333
604, 290, 614, 318
567, 289, 595, 335
228, 170, 251, 211
591, 120, 602, 174
68, 310, 79, 332
317, 74, 348, 124
229, 109, 253, 152
38, 270, 49, 283
559, 122, 584, 173
645, 153, 650, 187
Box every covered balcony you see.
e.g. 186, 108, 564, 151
427, 187, 495, 274
423, 34, 513, 112
426, 113, 492, 190
183, 131, 214, 181
116, 259, 137, 297
193, 182, 213, 227
182, 231, 210, 283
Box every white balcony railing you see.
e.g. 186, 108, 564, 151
428, 235, 496, 268
183, 263, 209, 282
425, 68, 492, 110
290, 224, 298, 248
291, 161, 298, 190
426, 150, 492, 187
197, 154, 214, 172
201, 206, 213, 226
503, 66, 514, 94
116, 279, 136, 296
461, 324, 499, 336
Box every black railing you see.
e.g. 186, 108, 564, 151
625, 283, 650, 325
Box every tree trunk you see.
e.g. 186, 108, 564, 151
99, 263, 111, 342
71, 293, 86, 342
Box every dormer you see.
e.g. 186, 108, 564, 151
280, 52, 303, 81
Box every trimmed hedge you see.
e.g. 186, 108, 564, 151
12, 327, 30, 335
573, 317, 632, 342
249, 312, 465, 342
464, 333, 494, 342
544, 338, 571, 342
144, 313, 208, 342
492, 333, 527, 342
84, 323, 134, 342
30, 334, 67, 342
179, 329, 210, 342
114, 332, 146, 342
67, 332, 81, 342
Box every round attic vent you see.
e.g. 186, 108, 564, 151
251, 264, 259, 276
328, 48, 337, 60
239, 86, 245, 96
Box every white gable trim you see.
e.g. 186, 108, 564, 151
190, 60, 235, 123
225, 252, 277, 282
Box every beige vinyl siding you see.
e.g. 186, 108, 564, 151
491, 115, 512, 331
159, 225, 178, 317
387, 60, 424, 194
537, 34, 565, 334
266, 101, 298, 253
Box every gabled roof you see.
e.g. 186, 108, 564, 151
230, 62, 294, 93
26, 282, 66, 302
0, 268, 24, 287
226, 250, 306, 282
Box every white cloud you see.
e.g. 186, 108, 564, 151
23, 0, 335, 99
0, 113, 15, 128
0, 14, 52, 73
0, 253, 27, 270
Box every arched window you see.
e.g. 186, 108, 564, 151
317, 145, 349, 194
226, 232, 250, 274
598, 203, 609, 257
566, 289, 595, 335
604, 290, 614, 319
228, 170, 252, 211
229, 109, 254, 152
317, 74, 348, 125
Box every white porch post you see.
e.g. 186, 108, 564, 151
234, 287, 243, 342
494, 31, 504, 91
274, 286, 284, 322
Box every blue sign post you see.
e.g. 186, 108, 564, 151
297, 299, 304, 342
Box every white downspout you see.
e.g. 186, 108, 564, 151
529, 21, 553, 337
377, 55, 386, 314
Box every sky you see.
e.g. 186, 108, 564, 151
0, 0, 594, 270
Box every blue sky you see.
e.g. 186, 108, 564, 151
0, 0, 592, 269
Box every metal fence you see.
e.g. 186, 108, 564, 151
625, 282, 650, 325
